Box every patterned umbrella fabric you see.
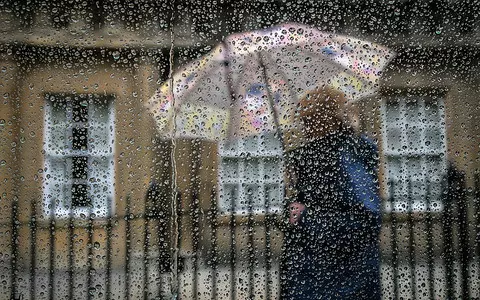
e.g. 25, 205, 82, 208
146, 23, 394, 145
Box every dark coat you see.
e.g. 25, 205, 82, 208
281, 131, 382, 300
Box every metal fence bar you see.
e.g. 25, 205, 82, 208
176, 191, 183, 300
29, 199, 37, 300
48, 198, 55, 300
68, 207, 75, 300
407, 178, 417, 299
456, 171, 469, 299
475, 173, 480, 286
442, 174, 455, 299
10, 197, 19, 300
210, 188, 218, 300
388, 181, 399, 300
144, 217, 150, 300
230, 190, 237, 300
125, 195, 132, 300
191, 141, 202, 300
87, 210, 94, 300
156, 187, 174, 300
425, 179, 434, 300
264, 187, 272, 300
247, 191, 255, 300
106, 198, 113, 300
192, 191, 200, 300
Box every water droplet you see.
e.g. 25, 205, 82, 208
112, 51, 120, 60
0, 160, 5, 166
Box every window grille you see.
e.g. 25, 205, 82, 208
43, 94, 114, 218
382, 92, 446, 212
218, 133, 283, 215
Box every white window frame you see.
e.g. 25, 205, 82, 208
218, 133, 284, 215
381, 91, 447, 212
43, 94, 115, 219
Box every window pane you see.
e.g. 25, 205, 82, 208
384, 94, 446, 213
244, 158, 260, 181
221, 158, 238, 181
244, 184, 262, 210
406, 126, 422, 151
43, 95, 113, 218
387, 156, 402, 182
219, 184, 239, 212
90, 100, 110, 123
89, 123, 112, 153
72, 127, 88, 150
386, 127, 402, 152
264, 158, 281, 182
72, 101, 88, 123
72, 156, 88, 179
424, 127, 443, 151
90, 157, 111, 181
425, 100, 441, 123
405, 99, 421, 123
265, 184, 282, 211
243, 135, 257, 152
386, 99, 401, 124
71, 183, 91, 207
261, 133, 282, 152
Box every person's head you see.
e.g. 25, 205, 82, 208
298, 86, 352, 138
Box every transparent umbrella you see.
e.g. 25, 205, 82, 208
146, 22, 395, 147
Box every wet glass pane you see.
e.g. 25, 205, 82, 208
2, 1, 479, 299
221, 157, 239, 181
244, 158, 260, 180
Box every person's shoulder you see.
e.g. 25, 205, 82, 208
357, 134, 378, 155
354, 135, 380, 170
285, 139, 315, 156
341, 133, 378, 163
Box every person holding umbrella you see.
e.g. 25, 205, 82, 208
145, 23, 393, 299
281, 87, 382, 300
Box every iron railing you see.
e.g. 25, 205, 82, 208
3, 172, 480, 299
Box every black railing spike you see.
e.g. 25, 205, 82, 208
443, 171, 455, 299
106, 196, 113, 300
247, 190, 255, 300
475, 172, 480, 283
230, 187, 237, 300
7, 170, 480, 299
86, 206, 94, 300
125, 194, 132, 300
425, 178, 435, 300
191, 190, 200, 300
48, 197, 55, 300
143, 206, 150, 300
29, 198, 37, 300
265, 186, 273, 300
407, 176, 417, 299
210, 188, 218, 300
388, 179, 399, 300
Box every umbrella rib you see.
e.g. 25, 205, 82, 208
221, 41, 240, 142
173, 53, 226, 111
262, 53, 300, 113
257, 51, 285, 151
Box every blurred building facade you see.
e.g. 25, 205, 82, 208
0, 1, 479, 299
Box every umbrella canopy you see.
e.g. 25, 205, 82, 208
146, 23, 394, 146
